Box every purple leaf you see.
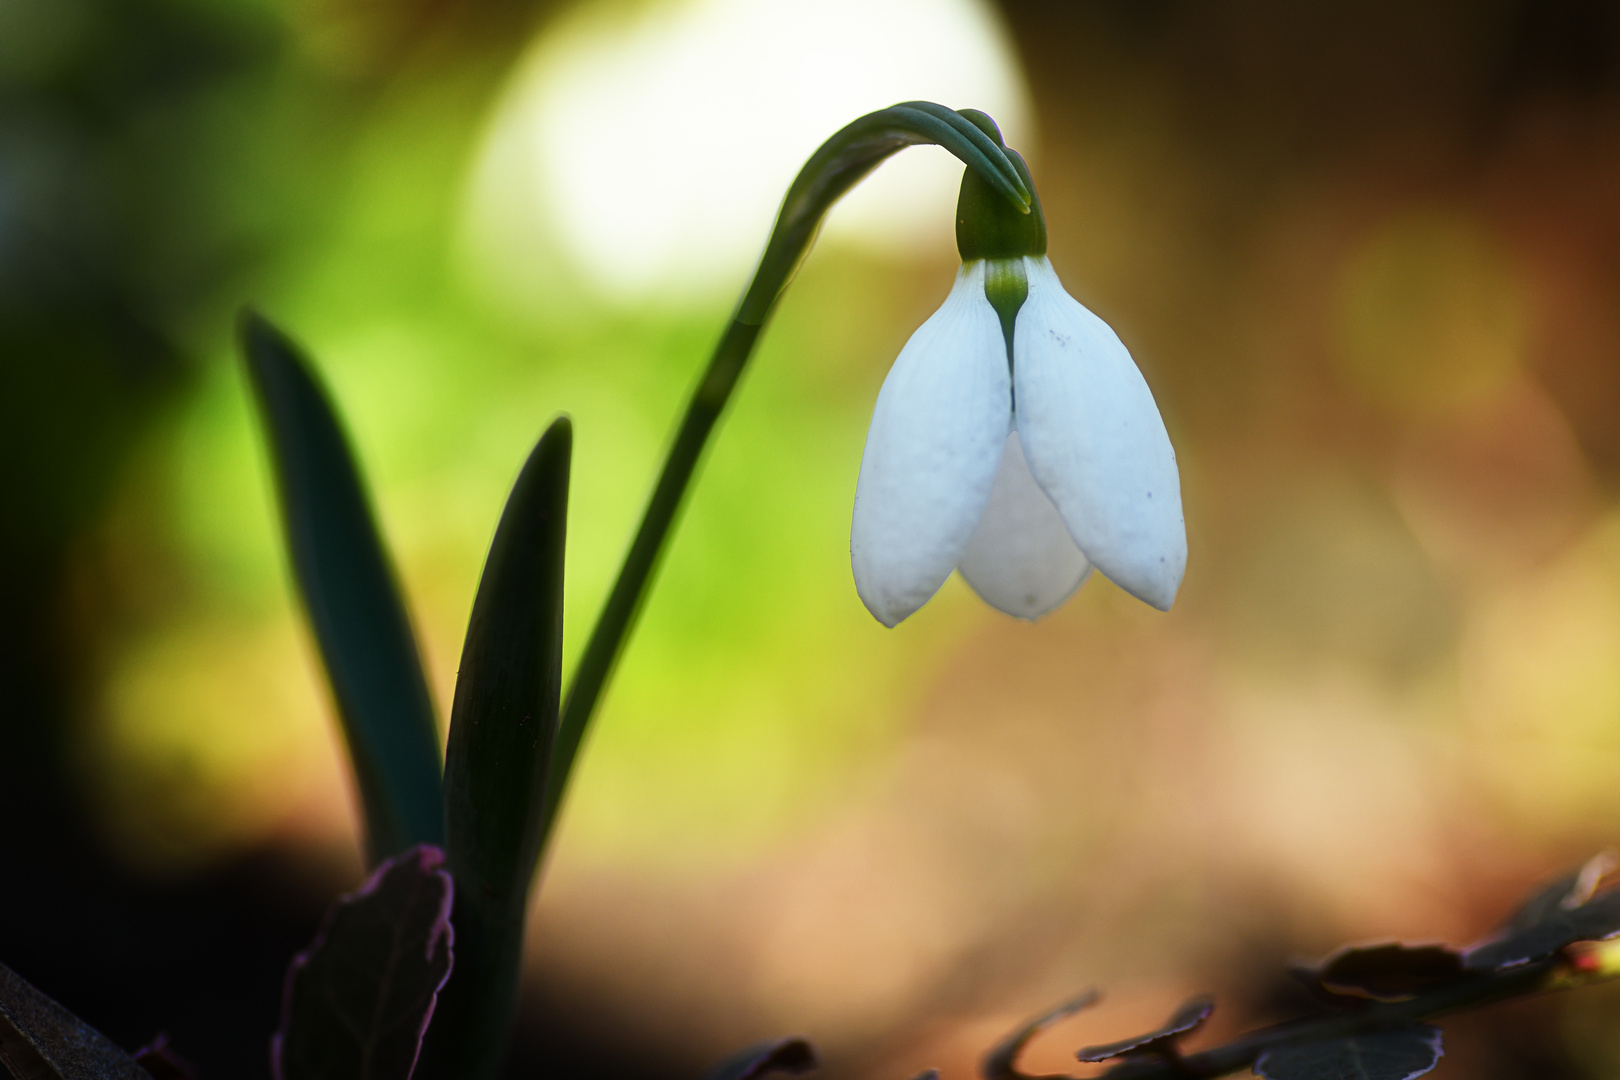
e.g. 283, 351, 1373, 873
982, 990, 1099, 1080
1076, 995, 1213, 1063
1465, 861, 1620, 972
1306, 943, 1468, 1001
702, 1038, 818, 1080
0, 960, 152, 1080
1501, 852, 1615, 935
273, 845, 454, 1080
1255, 1025, 1443, 1080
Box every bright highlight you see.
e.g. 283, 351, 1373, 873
466, 0, 1031, 303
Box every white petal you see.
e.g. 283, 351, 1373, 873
852, 262, 1011, 626
958, 432, 1092, 620
1012, 256, 1187, 610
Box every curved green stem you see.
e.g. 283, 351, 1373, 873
536, 102, 1029, 855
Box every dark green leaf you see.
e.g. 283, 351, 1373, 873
702, 1038, 818, 1080
1254, 1025, 1443, 1080
1307, 944, 1467, 1001
0, 960, 152, 1080
240, 311, 444, 862
1076, 995, 1213, 1063
982, 990, 1099, 1080
419, 419, 571, 1080
272, 844, 454, 1080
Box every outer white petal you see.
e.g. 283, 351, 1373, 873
1012, 256, 1187, 610
852, 262, 1011, 627
958, 432, 1092, 620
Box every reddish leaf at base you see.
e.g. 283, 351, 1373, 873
273, 845, 454, 1080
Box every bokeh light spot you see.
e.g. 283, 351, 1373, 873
1461, 513, 1620, 834
463, 0, 1030, 306
1333, 209, 1528, 413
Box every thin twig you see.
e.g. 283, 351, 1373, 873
988, 959, 1561, 1080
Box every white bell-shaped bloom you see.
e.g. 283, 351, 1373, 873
850, 254, 1185, 626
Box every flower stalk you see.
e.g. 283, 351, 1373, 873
537, 101, 1033, 857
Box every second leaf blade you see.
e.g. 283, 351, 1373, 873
422, 416, 572, 1080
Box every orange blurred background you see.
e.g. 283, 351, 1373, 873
8, 1, 1620, 1077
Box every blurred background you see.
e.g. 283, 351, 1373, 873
7, 0, 1620, 1076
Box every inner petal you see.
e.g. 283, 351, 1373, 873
958, 432, 1092, 621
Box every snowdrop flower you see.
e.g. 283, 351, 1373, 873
850, 119, 1185, 627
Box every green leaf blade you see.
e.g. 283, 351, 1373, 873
240, 312, 445, 862
422, 417, 571, 1080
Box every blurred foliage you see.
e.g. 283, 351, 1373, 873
10, 1, 1620, 1079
